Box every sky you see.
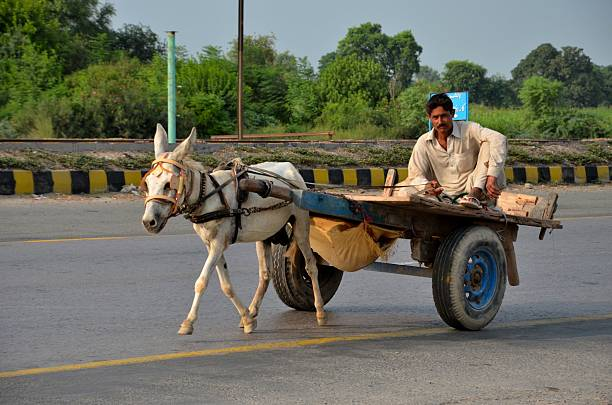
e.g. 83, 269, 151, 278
108, 0, 612, 78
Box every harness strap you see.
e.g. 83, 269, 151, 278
208, 174, 240, 244
187, 208, 244, 224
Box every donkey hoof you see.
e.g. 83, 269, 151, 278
178, 320, 193, 335
243, 318, 257, 334
240, 311, 258, 328
316, 314, 327, 326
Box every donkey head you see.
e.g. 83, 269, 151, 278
141, 124, 197, 233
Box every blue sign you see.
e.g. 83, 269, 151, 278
446, 91, 469, 121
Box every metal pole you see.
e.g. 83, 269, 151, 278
167, 31, 177, 144
237, 0, 244, 140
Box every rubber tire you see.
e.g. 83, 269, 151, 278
432, 225, 507, 331
270, 240, 343, 311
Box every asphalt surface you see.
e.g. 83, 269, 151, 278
1, 185, 611, 404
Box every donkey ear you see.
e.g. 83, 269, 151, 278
154, 123, 169, 158
172, 127, 197, 161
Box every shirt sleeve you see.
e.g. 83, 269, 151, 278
474, 124, 507, 179
407, 138, 432, 189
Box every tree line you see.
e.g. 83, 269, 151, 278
1, 0, 610, 139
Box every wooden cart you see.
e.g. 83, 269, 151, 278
240, 175, 562, 331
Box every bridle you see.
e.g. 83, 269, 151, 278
141, 156, 296, 243
140, 155, 190, 216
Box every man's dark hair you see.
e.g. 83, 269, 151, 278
426, 93, 454, 115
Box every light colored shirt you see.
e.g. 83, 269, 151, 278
407, 121, 507, 196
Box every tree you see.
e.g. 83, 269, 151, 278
111, 24, 163, 62
229, 34, 277, 66
397, 80, 444, 138
511, 43, 560, 84
442, 60, 487, 103
549, 46, 603, 107
332, 22, 422, 95
596, 65, 612, 105
415, 65, 441, 83
480, 75, 519, 107
318, 55, 387, 106
512, 44, 604, 107
519, 76, 562, 117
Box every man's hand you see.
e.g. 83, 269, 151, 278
485, 175, 501, 199
424, 179, 444, 196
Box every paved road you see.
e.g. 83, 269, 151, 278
0, 185, 611, 404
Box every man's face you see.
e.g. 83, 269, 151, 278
428, 106, 455, 133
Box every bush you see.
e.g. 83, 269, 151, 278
519, 76, 563, 117
396, 80, 444, 138
317, 96, 373, 129
534, 109, 610, 139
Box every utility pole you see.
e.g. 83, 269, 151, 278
237, 0, 244, 140
166, 31, 177, 144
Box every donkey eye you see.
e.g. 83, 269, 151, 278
164, 183, 171, 191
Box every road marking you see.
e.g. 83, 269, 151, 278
1, 313, 611, 379
557, 215, 612, 221
22, 236, 132, 244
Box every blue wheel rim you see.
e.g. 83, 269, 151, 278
463, 247, 498, 310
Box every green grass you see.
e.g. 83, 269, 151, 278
470, 105, 530, 138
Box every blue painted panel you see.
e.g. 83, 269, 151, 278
446, 91, 469, 121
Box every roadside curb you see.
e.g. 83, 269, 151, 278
1, 165, 610, 195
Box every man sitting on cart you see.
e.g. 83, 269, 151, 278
398, 93, 508, 209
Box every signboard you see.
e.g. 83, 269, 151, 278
428, 91, 469, 130
446, 91, 469, 121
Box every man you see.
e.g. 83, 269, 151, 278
399, 93, 507, 209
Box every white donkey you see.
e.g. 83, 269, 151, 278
141, 124, 326, 334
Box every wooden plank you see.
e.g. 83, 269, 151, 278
210, 131, 334, 141
345, 193, 562, 229
382, 169, 397, 197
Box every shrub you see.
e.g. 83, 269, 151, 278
317, 96, 374, 130
396, 80, 444, 138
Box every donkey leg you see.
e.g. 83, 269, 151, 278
247, 241, 272, 320
293, 216, 327, 326
178, 245, 223, 335
216, 258, 257, 334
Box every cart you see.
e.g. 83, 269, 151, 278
240, 174, 562, 331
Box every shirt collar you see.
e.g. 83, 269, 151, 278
427, 121, 462, 141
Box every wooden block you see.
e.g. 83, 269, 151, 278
383, 169, 397, 197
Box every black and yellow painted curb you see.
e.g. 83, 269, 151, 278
0, 165, 610, 195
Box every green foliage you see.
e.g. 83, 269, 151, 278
228, 34, 277, 66
186, 93, 233, 135
286, 62, 319, 124
442, 60, 487, 103
511, 43, 560, 83
177, 52, 237, 135
15, 58, 166, 138
480, 75, 519, 108
532, 109, 610, 139
414, 65, 441, 83
519, 76, 563, 116
318, 55, 387, 106
396, 80, 444, 138
335, 22, 422, 94
318, 95, 373, 130
111, 24, 163, 62
512, 44, 604, 107
470, 104, 528, 137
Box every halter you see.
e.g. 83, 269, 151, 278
140, 155, 190, 216
141, 157, 295, 244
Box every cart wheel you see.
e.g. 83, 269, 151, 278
270, 238, 343, 312
432, 225, 507, 330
